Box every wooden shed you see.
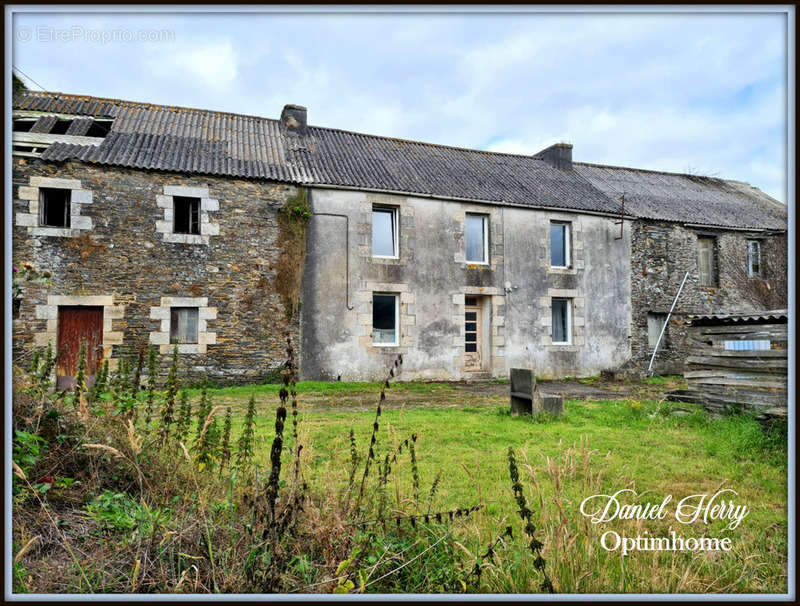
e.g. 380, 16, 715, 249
667, 310, 788, 421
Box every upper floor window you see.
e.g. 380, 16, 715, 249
465, 213, 489, 263
39, 188, 71, 228
372, 206, 398, 258
550, 221, 571, 268
170, 307, 199, 344
746, 240, 761, 277
697, 236, 717, 286
174, 196, 201, 235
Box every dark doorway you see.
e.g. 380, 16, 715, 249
57, 306, 104, 390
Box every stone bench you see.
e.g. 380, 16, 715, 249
510, 368, 563, 416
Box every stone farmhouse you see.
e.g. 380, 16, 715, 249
11, 90, 788, 385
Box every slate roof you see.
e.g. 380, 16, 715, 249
14, 90, 787, 230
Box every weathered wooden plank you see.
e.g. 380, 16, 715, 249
687, 348, 787, 358
13, 132, 105, 147
691, 323, 788, 335
686, 356, 788, 371
685, 369, 787, 379
688, 376, 787, 389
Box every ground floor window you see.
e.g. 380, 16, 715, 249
647, 312, 668, 349
372, 293, 398, 346
552, 298, 571, 344
170, 307, 199, 344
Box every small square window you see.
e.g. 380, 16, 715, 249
372, 207, 398, 257
746, 240, 761, 277
174, 197, 201, 235
170, 307, 199, 344
466, 214, 489, 263
550, 222, 571, 267
552, 298, 572, 344
372, 293, 399, 346
39, 188, 71, 228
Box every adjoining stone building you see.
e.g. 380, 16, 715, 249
11, 90, 788, 384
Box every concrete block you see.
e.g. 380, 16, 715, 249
70, 216, 92, 230
201, 198, 219, 211
150, 306, 170, 320
15, 213, 38, 227
17, 186, 39, 200
30, 177, 81, 189
150, 332, 169, 345
164, 185, 209, 198
70, 189, 93, 204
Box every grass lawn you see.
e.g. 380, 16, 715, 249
189, 380, 788, 594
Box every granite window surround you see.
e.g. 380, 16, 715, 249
155, 185, 220, 244
15, 176, 93, 237
150, 297, 217, 354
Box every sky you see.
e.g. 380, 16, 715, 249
11, 8, 790, 203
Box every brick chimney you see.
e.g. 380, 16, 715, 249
280, 104, 308, 136
534, 142, 573, 170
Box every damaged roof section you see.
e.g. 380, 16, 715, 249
14, 90, 787, 229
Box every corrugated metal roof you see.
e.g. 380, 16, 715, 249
688, 309, 788, 325
13, 90, 788, 227
575, 162, 787, 230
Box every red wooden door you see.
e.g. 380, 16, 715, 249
57, 306, 104, 390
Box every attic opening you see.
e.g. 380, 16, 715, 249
173, 196, 201, 234
12, 119, 36, 132
85, 119, 113, 137
49, 119, 72, 135
39, 188, 71, 228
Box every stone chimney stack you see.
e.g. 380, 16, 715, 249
280, 104, 308, 136
533, 142, 573, 170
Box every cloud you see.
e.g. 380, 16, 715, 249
146, 39, 239, 93
12, 11, 787, 202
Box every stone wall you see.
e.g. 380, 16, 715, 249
629, 220, 788, 374
12, 157, 301, 384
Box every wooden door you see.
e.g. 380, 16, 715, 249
464, 297, 482, 370
57, 306, 104, 390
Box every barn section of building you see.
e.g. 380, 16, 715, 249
11, 90, 788, 383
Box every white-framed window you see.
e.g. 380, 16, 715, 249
170, 307, 199, 344
550, 221, 571, 268
39, 187, 71, 228
746, 240, 761, 277
465, 213, 489, 263
372, 206, 398, 258
552, 298, 572, 344
174, 196, 201, 235
698, 236, 717, 286
372, 293, 399, 346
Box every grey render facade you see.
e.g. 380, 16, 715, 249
11, 91, 789, 383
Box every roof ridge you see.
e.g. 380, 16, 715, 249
19, 90, 558, 163
575, 160, 733, 183
16, 89, 282, 124
308, 124, 555, 161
